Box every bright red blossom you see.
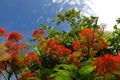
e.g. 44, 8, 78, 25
21, 72, 37, 79
5, 41, 14, 48
80, 28, 94, 37
10, 53, 19, 64
32, 29, 45, 40
39, 29, 45, 34
73, 40, 80, 51
0, 27, 8, 37
93, 54, 119, 75
8, 32, 24, 42
47, 38, 59, 47
69, 54, 76, 59
92, 38, 108, 50
45, 44, 71, 56
20, 43, 28, 50
32, 29, 40, 40
24, 52, 41, 65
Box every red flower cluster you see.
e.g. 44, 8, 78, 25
5, 41, 28, 54
24, 52, 41, 65
46, 38, 59, 47
52, 44, 72, 56
80, 28, 94, 37
44, 38, 71, 56
73, 40, 80, 51
92, 38, 108, 50
80, 29, 95, 47
8, 31, 24, 42
74, 28, 108, 57
93, 54, 120, 75
32, 29, 45, 40
21, 72, 37, 80
0, 27, 7, 37
69, 53, 81, 67
0, 27, 42, 80
19, 43, 28, 50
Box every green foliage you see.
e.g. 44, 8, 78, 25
104, 74, 117, 80
116, 17, 120, 24
108, 25, 120, 55
36, 68, 52, 80
50, 64, 78, 80
78, 58, 96, 80
29, 8, 110, 80
53, 8, 99, 30
78, 65, 96, 80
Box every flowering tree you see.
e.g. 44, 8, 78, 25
1, 8, 120, 80
0, 28, 40, 80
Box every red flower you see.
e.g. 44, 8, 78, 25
21, 72, 37, 80
69, 54, 76, 59
80, 28, 94, 37
0, 27, 7, 37
44, 43, 71, 56
92, 38, 108, 50
24, 52, 41, 65
8, 32, 24, 42
47, 38, 59, 47
32, 29, 40, 40
39, 40, 45, 45
118, 51, 120, 56
114, 55, 120, 66
80, 29, 95, 47
10, 53, 19, 63
52, 44, 71, 56
39, 29, 45, 34
20, 43, 28, 50
10, 44, 19, 53
93, 54, 118, 75
64, 48, 72, 53
5, 41, 14, 48
32, 29, 45, 40
73, 40, 80, 51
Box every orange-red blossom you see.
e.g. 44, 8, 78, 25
93, 54, 120, 75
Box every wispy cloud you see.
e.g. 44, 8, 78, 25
52, 0, 92, 14
52, 0, 81, 6
52, 0, 63, 3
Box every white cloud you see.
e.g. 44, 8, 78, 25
52, 0, 120, 31
69, 0, 80, 5
52, 0, 81, 5
52, 0, 90, 12
90, 0, 120, 31
52, 0, 63, 3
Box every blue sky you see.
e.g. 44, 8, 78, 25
0, 0, 89, 41
2, 0, 119, 41
0, 0, 90, 41
0, 0, 55, 41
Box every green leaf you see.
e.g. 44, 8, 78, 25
78, 58, 96, 80
50, 64, 77, 80
50, 70, 72, 80
79, 65, 96, 75
54, 64, 77, 72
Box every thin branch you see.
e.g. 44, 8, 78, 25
3, 62, 9, 73
0, 70, 7, 80
8, 72, 12, 80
